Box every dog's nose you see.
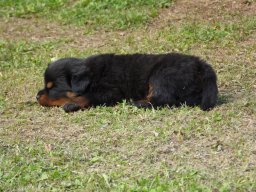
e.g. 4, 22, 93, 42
36, 94, 40, 101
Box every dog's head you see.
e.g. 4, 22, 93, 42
36, 58, 91, 108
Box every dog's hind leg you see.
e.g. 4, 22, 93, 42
149, 81, 177, 108
132, 80, 177, 109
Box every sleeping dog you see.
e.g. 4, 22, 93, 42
36, 53, 218, 112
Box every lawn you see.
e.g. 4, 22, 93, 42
0, 0, 256, 191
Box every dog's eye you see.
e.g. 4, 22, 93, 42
46, 82, 54, 89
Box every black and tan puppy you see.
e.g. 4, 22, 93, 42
36, 53, 218, 112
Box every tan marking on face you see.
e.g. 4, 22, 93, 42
38, 93, 71, 107
66, 91, 77, 98
72, 96, 90, 108
46, 82, 54, 89
47, 98, 72, 106
66, 91, 90, 108
38, 91, 90, 109
66, 91, 89, 108
38, 94, 49, 106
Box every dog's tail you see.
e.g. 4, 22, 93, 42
200, 62, 218, 111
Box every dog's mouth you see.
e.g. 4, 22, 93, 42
36, 91, 89, 108
36, 91, 73, 107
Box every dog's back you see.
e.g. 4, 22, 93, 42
108, 53, 218, 110
80, 53, 218, 110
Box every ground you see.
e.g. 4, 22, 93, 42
0, 0, 256, 191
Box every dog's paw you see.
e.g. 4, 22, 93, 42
131, 100, 153, 109
63, 103, 81, 113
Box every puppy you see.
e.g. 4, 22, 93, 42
36, 53, 218, 112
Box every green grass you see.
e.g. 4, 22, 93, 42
0, 0, 172, 30
159, 17, 256, 51
1, 105, 255, 191
0, 0, 66, 16
0, 142, 215, 191
1, 0, 256, 191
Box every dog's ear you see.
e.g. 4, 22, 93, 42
71, 66, 91, 95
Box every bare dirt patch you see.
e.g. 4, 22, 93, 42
0, 18, 107, 49
152, 0, 256, 28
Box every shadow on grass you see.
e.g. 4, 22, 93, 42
24, 101, 38, 106
217, 93, 232, 106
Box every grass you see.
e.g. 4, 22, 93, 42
1, 0, 256, 191
0, 0, 172, 30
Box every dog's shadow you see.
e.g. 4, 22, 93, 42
216, 92, 232, 106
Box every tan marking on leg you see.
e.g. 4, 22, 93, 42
133, 84, 153, 104
146, 84, 153, 101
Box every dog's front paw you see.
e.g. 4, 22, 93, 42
63, 103, 81, 113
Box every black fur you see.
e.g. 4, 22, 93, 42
37, 53, 218, 112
